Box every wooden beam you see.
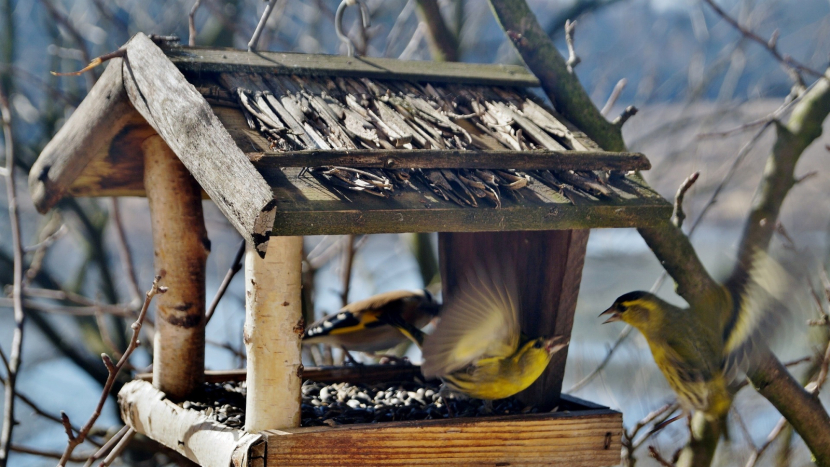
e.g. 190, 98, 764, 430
119, 380, 262, 467
28, 57, 147, 213
144, 135, 209, 401
244, 238, 303, 432
263, 408, 621, 466
438, 230, 589, 411
164, 46, 540, 87
249, 149, 651, 171
122, 33, 276, 257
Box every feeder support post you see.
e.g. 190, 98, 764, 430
143, 135, 209, 401
244, 237, 304, 432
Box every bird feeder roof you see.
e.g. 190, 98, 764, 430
30, 33, 670, 256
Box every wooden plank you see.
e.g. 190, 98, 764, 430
244, 238, 304, 432
119, 380, 262, 467
263, 409, 622, 466
122, 33, 276, 257
165, 46, 540, 87
248, 149, 651, 171
143, 135, 208, 401
29, 57, 148, 213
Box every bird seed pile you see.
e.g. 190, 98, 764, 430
181, 378, 545, 428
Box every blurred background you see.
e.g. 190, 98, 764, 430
1, 0, 829, 465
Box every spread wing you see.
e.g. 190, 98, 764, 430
420, 260, 519, 379
722, 249, 802, 378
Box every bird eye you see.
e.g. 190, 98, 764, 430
533, 340, 543, 349
618, 304, 628, 313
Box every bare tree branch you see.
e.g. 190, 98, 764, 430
415, 0, 459, 62
189, 0, 203, 46
57, 276, 166, 466
109, 198, 142, 307
601, 78, 627, 117
671, 172, 700, 228
564, 19, 580, 73
701, 0, 823, 79
0, 73, 25, 467
205, 240, 245, 324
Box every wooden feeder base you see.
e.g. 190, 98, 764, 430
120, 368, 621, 467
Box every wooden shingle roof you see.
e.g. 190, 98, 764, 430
30, 33, 670, 255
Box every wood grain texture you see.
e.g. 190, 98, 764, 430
144, 135, 209, 401
122, 33, 276, 256
119, 380, 262, 467
249, 149, 651, 171
28, 57, 146, 212
263, 409, 621, 466
244, 238, 304, 432
165, 46, 539, 87
438, 230, 589, 410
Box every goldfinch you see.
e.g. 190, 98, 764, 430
600, 250, 793, 421
391, 261, 568, 401
303, 289, 440, 354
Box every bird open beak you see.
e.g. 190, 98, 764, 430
544, 336, 569, 354
599, 307, 621, 324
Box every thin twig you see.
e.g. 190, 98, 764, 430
248, 0, 280, 52
701, 0, 824, 79
0, 77, 25, 467
38, 0, 97, 90
745, 416, 788, 467
10, 388, 102, 447
568, 325, 633, 392
23, 224, 66, 253
189, 0, 203, 46
648, 446, 675, 467
109, 198, 142, 307
564, 19, 580, 73
341, 235, 356, 307
96, 427, 135, 467
671, 172, 700, 228
206, 240, 246, 324
10, 444, 90, 463
612, 105, 638, 127
57, 276, 166, 467
82, 425, 129, 467
601, 78, 627, 117
0, 297, 134, 318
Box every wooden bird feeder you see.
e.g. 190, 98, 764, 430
31, 33, 671, 467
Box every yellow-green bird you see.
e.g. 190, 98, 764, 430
600, 251, 790, 421
303, 289, 440, 354
392, 262, 568, 401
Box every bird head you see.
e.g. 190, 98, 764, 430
600, 291, 662, 329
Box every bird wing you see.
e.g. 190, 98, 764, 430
340, 289, 426, 314
722, 249, 800, 377
420, 260, 519, 379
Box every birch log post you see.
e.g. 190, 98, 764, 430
144, 135, 209, 401
244, 237, 304, 432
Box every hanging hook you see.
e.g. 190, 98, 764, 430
335, 0, 370, 57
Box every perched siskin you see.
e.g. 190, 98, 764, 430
302, 289, 440, 354
392, 261, 568, 401
600, 251, 792, 421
